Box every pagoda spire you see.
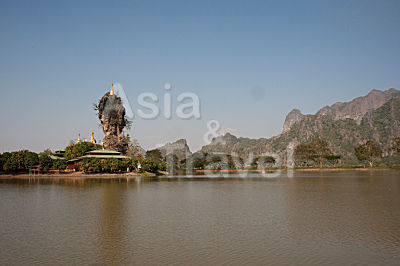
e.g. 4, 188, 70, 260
90, 132, 96, 144
77, 133, 81, 144
110, 83, 114, 96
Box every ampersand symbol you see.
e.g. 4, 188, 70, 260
203, 120, 221, 144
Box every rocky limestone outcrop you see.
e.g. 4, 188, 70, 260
201, 88, 400, 163
156, 139, 192, 162
282, 88, 400, 133
282, 109, 304, 133
96, 92, 129, 153
315, 88, 400, 124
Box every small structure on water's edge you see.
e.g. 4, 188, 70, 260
67, 150, 128, 170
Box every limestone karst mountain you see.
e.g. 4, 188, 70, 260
282, 109, 304, 133
283, 88, 400, 132
199, 88, 400, 164
156, 139, 192, 162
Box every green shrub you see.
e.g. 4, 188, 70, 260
141, 159, 159, 173
101, 158, 121, 173
52, 160, 67, 171
39, 155, 53, 172
64, 142, 98, 160
3, 150, 39, 173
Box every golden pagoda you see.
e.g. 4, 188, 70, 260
110, 83, 114, 96
77, 134, 81, 144
90, 132, 96, 144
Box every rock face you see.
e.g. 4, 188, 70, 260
283, 88, 400, 133
282, 109, 304, 133
96, 92, 129, 153
315, 88, 400, 124
199, 132, 269, 164
200, 88, 400, 163
156, 139, 192, 162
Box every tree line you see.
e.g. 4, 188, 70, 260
0, 141, 164, 174
295, 136, 400, 168
1, 136, 400, 174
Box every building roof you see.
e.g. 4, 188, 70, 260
49, 155, 66, 160
80, 154, 128, 159
66, 149, 129, 163
86, 150, 121, 155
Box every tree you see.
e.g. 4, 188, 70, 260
193, 158, 206, 169
119, 158, 135, 172
183, 152, 243, 171
79, 158, 102, 173
0, 152, 11, 172
64, 142, 97, 160
310, 138, 332, 168
159, 161, 167, 171
141, 159, 159, 173
52, 160, 67, 171
354, 140, 382, 167
295, 143, 315, 167
40, 148, 52, 156
324, 155, 341, 167
136, 153, 144, 162
251, 156, 276, 170
3, 158, 18, 172
39, 155, 53, 172
101, 158, 122, 173
3, 150, 39, 173
146, 149, 164, 164
393, 137, 400, 154
295, 138, 333, 168
190, 152, 208, 169
24, 151, 40, 169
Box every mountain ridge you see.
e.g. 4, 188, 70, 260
283, 88, 400, 133
199, 88, 400, 164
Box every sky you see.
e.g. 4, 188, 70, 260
0, 0, 399, 153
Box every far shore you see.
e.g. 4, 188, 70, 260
195, 167, 400, 173
0, 172, 146, 180
1, 167, 399, 181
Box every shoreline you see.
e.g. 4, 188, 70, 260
0, 172, 147, 180
195, 167, 400, 173
1, 167, 399, 181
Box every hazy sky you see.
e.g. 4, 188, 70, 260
0, 0, 399, 153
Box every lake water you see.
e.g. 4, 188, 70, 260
0, 170, 399, 265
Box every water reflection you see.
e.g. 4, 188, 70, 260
0, 170, 399, 265
281, 171, 400, 264
98, 183, 128, 265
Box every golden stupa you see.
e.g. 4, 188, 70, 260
77, 134, 81, 144
90, 132, 96, 144
110, 83, 114, 96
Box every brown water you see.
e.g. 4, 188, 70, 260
0, 170, 400, 265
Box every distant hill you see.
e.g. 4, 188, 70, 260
155, 139, 192, 162
199, 88, 400, 164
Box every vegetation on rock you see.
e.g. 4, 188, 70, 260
354, 141, 382, 167
200, 89, 400, 166
393, 136, 400, 154
251, 156, 276, 170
